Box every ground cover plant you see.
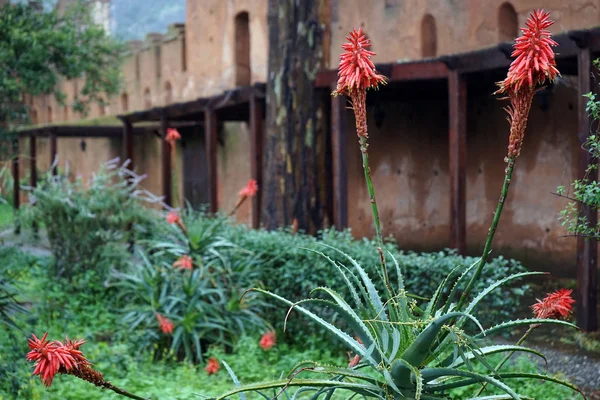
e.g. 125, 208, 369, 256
6, 7, 591, 400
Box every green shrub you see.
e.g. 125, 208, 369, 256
215, 220, 529, 342
20, 159, 163, 290
136, 212, 529, 349
110, 246, 269, 363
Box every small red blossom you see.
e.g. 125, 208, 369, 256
166, 211, 180, 225
347, 336, 364, 367
166, 128, 181, 143
173, 254, 193, 270
497, 9, 559, 93
532, 288, 575, 320
239, 179, 258, 198
27, 333, 62, 386
27, 333, 89, 387
155, 313, 174, 335
333, 28, 386, 96
205, 357, 220, 375
259, 331, 276, 351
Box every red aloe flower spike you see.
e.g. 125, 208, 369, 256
166, 128, 181, 144
205, 357, 220, 375
166, 211, 180, 224
497, 9, 559, 93
155, 313, 175, 335
495, 9, 559, 160
173, 254, 193, 270
259, 331, 276, 351
333, 28, 386, 97
239, 179, 258, 198
532, 288, 575, 320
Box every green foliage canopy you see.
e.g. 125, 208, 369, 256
0, 1, 122, 129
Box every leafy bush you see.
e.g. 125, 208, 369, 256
170, 214, 530, 343
110, 226, 270, 362
20, 159, 163, 290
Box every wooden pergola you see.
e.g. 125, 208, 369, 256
12, 124, 152, 210
117, 83, 266, 228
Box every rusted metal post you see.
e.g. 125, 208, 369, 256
160, 114, 172, 207
29, 134, 37, 188
122, 118, 134, 171
11, 138, 20, 234
331, 85, 348, 230
576, 44, 598, 332
448, 68, 467, 255
204, 108, 218, 214
49, 128, 57, 175
249, 93, 264, 228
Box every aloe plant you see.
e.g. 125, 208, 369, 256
214, 14, 584, 400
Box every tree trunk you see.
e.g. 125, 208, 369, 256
262, 0, 327, 233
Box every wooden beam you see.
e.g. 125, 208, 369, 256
49, 129, 57, 176
122, 119, 134, 171
11, 139, 19, 211
29, 135, 37, 188
448, 69, 467, 254
331, 86, 348, 229
576, 45, 598, 332
205, 108, 218, 214
391, 61, 448, 81
249, 94, 264, 229
160, 114, 172, 206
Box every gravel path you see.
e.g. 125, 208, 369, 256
496, 338, 600, 396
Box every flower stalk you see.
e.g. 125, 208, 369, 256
458, 9, 558, 308
457, 157, 515, 309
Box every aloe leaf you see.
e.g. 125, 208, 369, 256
212, 379, 385, 400
319, 243, 388, 322
306, 365, 385, 386
285, 297, 383, 365
442, 345, 545, 370
301, 248, 364, 309
310, 287, 379, 351
253, 289, 378, 366
441, 257, 481, 315
421, 368, 520, 400
427, 372, 583, 398
466, 396, 534, 400
222, 361, 247, 400
476, 318, 580, 338
391, 312, 483, 387
462, 272, 544, 323
424, 264, 463, 320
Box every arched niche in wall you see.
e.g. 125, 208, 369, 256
164, 81, 173, 105
121, 93, 129, 113
98, 100, 106, 116
144, 88, 152, 109
30, 107, 39, 125
498, 2, 518, 42
421, 14, 437, 58
63, 106, 69, 121
234, 11, 251, 87
47, 106, 53, 123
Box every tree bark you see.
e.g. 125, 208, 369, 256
262, 0, 327, 233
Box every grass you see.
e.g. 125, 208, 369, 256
0, 201, 13, 230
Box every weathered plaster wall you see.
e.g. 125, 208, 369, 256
346, 78, 580, 276
465, 79, 579, 276
329, 0, 600, 67
217, 122, 253, 225
186, 0, 268, 97
346, 83, 450, 250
